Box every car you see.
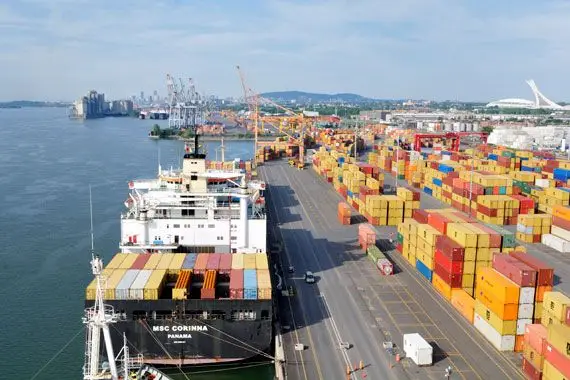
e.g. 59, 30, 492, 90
288, 265, 295, 273
304, 271, 315, 284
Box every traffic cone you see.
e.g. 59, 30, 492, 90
359, 360, 364, 370
346, 365, 351, 375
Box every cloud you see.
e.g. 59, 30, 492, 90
0, 0, 569, 101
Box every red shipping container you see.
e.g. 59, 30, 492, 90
524, 324, 547, 355
553, 216, 570, 231
522, 358, 542, 380
194, 253, 209, 275
435, 249, 463, 274
510, 252, 554, 286
218, 254, 232, 275
435, 235, 465, 261
544, 342, 570, 378
492, 254, 537, 287
428, 213, 450, 235
413, 209, 429, 224
395, 243, 403, 253
475, 224, 502, 248
130, 254, 151, 269
477, 204, 498, 217
434, 261, 462, 288
229, 269, 244, 299
206, 253, 221, 271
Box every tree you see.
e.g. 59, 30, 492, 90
482, 126, 494, 134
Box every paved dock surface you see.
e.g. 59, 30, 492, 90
260, 160, 524, 380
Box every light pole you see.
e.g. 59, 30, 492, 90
395, 136, 400, 189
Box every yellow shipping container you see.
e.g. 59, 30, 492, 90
476, 267, 520, 305
417, 224, 441, 245
144, 269, 166, 300
432, 273, 452, 300
451, 289, 475, 324
232, 253, 244, 270
543, 291, 570, 322
244, 254, 257, 270
255, 253, 268, 269
447, 223, 478, 248
85, 268, 114, 300
547, 323, 570, 360
167, 253, 186, 275
118, 253, 138, 269
523, 344, 544, 370
156, 253, 175, 270
474, 300, 517, 335
144, 254, 161, 270
553, 205, 570, 221
103, 269, 127, 300
543, 360, 566, 380
106, 253, 127, 269
257, 269, 272, 300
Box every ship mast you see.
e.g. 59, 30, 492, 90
83, 186, 119, 380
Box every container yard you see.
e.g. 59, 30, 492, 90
304, 133, 570, 380
85, 253, 270, 301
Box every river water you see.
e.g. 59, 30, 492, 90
0, 108, 273, 379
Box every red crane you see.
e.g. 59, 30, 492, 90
413, 132, 489, 152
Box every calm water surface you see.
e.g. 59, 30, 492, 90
0, 108, 273, 379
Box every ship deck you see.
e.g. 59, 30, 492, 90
260, 159, 524, 380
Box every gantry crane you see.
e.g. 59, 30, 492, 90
413, 132, 489, 152
236, 65, 313, 168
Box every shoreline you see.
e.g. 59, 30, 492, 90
150, 135, 281, 142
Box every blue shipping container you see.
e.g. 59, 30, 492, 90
521, 166, 533, 172
499, 186, 506, 195
432, 178, 443, 187
338, 157, 345, 164
415, 259, 433, 282
438, 164, 454, 173
423, 187, 433, 195
554, 168, 570, 181
442, 151, 452, 156
488, 154, 498, 161
182, 253, 197, 269
244, 269, 258, 300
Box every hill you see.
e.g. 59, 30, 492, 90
260, 91, 376, 104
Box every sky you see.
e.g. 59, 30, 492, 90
0, 0, 569, 102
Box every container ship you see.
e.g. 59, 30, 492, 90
84, 132, 272, 369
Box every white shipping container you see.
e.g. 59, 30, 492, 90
518, 303, 534, 320
519, 287, 536, 305
403, 333, 433, 366
516, 224, 533, 235
473, 313, 515, 351
115, 270, 140, 300
516, 319, 533, 335
129, 270, 153, 300
550, 226, 570, 242
542, 234, 570, 253
535, 179, 550, 188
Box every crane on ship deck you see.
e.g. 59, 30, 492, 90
236, 65, 314, 169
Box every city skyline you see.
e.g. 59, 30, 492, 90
0, 0, 569, 102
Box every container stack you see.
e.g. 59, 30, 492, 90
172, 270, 191, 300
542, 205, 570, 253
433, 235, 465, 301
522, 324, 547, 380
538, 291, 570, 380
201, 270, 216, 299
363, 189, 420, 226
256, 269, 272, 300
338, 202, 351, 225
358, 224, 376, 251
516, 214, 552, 243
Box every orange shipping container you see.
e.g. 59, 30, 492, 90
553, 205, 570, 222
537, 285, 553, 302
475, 289, 518, 320
476, 267, 520, 305
432, 273, 452, 300
451, 289, 475, 323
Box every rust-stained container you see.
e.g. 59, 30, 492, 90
522, 357, 542, 380
243, 254, 257, 270
231, 253, 244, 270
537, 286, 553, 302
544, 292, 570, 322
543, 360, 566, 380
256, 269, 272, 300
130, 254, 151, 270
434, 235, 465, 261
548, 324, 570, 360
451, 289, 475, 323
544, 342, 570, 378
143, 254, 161, 270
172, 270, 191, 300
143, 269, 166, 300
200, 270, 217, 299
476, 267, 520, 305
167, 253, 186, 275
194, 253, 209, 275
255, 253, 269, 269
492, 254, 537, 287
155, 253, 175, 271
105, 253, 127, 269
510, 252, 554, 286
219, 254, 232, 275
525, 323, 547, 355
118, 253, 138, 269
229, 269, 244, 299
206, 253, 221, 271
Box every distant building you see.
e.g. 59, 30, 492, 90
69, 90, 133, 119
486, 80, 569, 110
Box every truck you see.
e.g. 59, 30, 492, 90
403, 333, 433, 366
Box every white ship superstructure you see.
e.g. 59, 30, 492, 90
120, 143, 266, 254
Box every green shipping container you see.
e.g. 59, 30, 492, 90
367, 245, 386, 262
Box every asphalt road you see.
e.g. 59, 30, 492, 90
260, 160, 524, 380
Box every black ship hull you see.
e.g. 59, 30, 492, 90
86, 299, 273, 365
